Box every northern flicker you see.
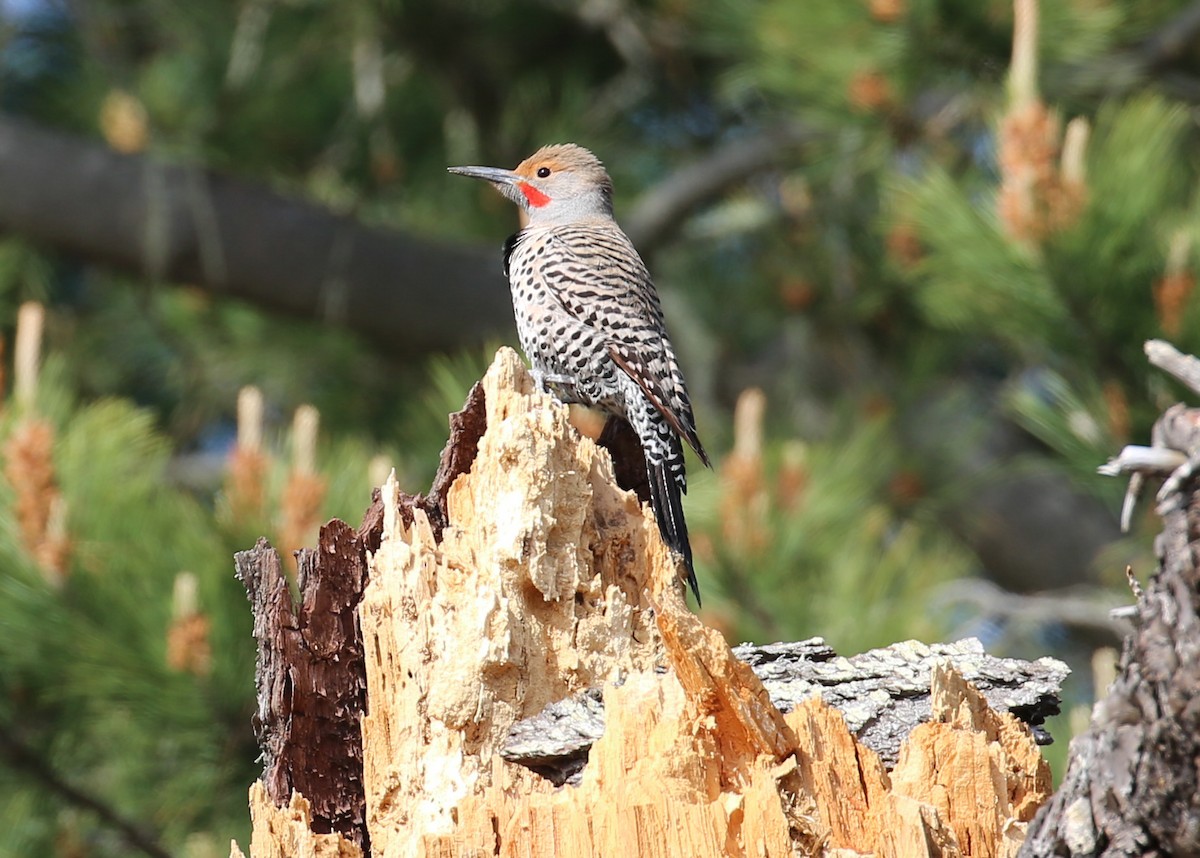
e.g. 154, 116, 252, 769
449, 144, 710, 604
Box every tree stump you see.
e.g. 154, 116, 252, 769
1021, 341, 1200, 857
231, 348, 1065, 857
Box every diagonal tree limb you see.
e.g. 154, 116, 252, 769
622, 122, 819, 257
0, 720, 173, 858
1047, 1, 1200, 103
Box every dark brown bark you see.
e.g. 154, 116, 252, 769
1022, 402, 1200, 855
0, 116, 513, 353
234, 524, 371, 851
234, 378, 503, 851
357, 378, 488, 549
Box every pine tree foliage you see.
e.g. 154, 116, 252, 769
0, 344, 400, 854
692, 411, 970, 648
634, 0, 1200, 642
898, 94, 1196, 474
1, 383, 243, 852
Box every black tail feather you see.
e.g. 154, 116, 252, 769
648, 458, 701, 607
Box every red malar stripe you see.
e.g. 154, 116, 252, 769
518, 183, 551, 208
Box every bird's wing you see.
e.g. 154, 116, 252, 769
543, 228, 709, 466
606, 347, 708, 466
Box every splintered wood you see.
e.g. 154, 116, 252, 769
232, 783, 363, 858
784, 664, 1051, 858
236, 347, 1053, 858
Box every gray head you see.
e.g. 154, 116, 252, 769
448, 143, 615, 226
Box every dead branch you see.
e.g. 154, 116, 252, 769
0, 721, 172, 858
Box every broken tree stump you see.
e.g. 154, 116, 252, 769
231, 347, 1066, 857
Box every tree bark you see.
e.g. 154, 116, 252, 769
1021, 343, 1200, 857
231, 348, 1065, 857
235, 524, 371, 851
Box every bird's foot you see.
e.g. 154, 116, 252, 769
530, 369, 578, 397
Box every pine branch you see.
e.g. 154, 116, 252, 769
1049, 2, 1200, 103
0, 721, 173, 858
933, 579, 1130, 642
1139, 1, 1200, 72
623, 122, 819, 257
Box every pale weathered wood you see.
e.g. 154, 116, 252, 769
785, 664, 1052, 858
887, 663, 1051, 858
233, 347, 1062, 858
230, 783, 362, 858
352, 348, 822, 857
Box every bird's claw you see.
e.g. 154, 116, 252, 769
530, 369, 578, 397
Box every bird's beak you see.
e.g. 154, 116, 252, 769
447, 165, 520, 186
449, 164, 531, 211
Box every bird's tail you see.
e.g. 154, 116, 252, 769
648, 453, 701, 607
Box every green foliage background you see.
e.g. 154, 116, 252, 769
3, 0, 1200, 853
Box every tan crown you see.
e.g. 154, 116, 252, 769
514, 144, 612, 191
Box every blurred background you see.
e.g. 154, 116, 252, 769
1, 0, 1198, 853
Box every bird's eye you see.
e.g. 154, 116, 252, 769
536, 167, 551, 178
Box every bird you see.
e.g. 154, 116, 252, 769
448, 144, 710, 605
